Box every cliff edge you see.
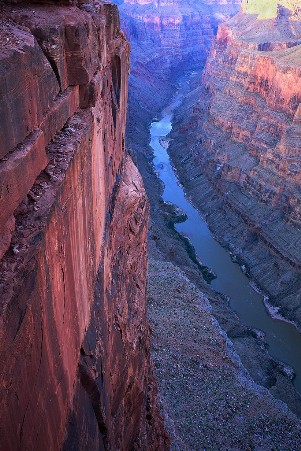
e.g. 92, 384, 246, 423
0, 1, 168, 449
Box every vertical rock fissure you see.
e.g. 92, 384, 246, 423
61, 266, 66, 325
78, 360, 109, 449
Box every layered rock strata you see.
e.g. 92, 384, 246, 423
112, 0, 240, 163
0, 2, 168, 449
168, 8, 301, 327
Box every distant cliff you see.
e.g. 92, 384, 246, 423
241, 0, 301, 19
168, 5, 301, 328
0, 1, 168, 449
112, 0, 240, 171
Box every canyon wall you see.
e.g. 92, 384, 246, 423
168, 5, 301, 327
112, 0, 240, 159
0, 1, 168, 449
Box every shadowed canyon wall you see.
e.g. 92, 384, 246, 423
168, 4, 301, 328
0, 1, 168, 449
113, 0, 241, 156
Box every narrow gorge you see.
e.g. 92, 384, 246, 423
1, 0, 301, 449
114, 0, 301, 448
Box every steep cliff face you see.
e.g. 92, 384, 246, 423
168, 6, 301, 327
0, 2, 168, 449
241, 0, 301, 19
119, 0, 241, 64
119, 0, 238, 67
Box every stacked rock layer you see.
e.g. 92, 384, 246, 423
0, 2, 168, 450
169, 6, 301, 327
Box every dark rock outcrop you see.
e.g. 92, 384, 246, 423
0, 2, 168, 449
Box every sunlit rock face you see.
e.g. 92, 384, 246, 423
112, 0, 240, 157
203, 9, 301, 227
241, 0, 301, 19
0, 1, 169, 449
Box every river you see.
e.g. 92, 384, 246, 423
150, 92, 301, 395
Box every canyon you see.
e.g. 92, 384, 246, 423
116, 0, 241, 155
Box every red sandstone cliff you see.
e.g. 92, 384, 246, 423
203, 12, 301, 208
168, 6, 301, 327
0, 1, 168, 449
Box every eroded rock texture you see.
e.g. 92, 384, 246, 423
241, 0, 301, 19
0, 2, 168, 449
168, 7, 301, 327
